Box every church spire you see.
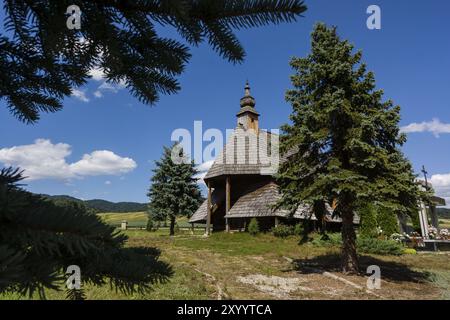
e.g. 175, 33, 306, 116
237, 81, 259, 131
244, 80, 251, 96
240, 80, 256, 108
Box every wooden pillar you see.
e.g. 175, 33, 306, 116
190, 223, 194, 235
274, 217, 279, 227
206, 182, 212, 236
226, 176, 231, 232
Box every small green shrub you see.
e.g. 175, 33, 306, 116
146, 218, 154, 232
356, 238, 404, 255
293, 223, 304, 236
359, 203, 400, 239
146, 207, 162, 231
410, 211, 422, 233
327, 233, 343, 245
311, 233, 404, 255
146, 218, 161, 232
403, 248, 417, 255
377, 207, 399, 238
359, 203, 378, 238
272, 224, 294, 238
311, 232, 342, 246
248, 218, 259, 236
271, 223, 305, 238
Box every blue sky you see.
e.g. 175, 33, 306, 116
1, 0, 450, 205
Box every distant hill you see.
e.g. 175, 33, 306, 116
42, 195, 147, 213
437, 208, 450, 219
84, 199, 148, 213
45, 195, 84, 203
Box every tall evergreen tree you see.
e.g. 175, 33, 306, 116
1, 0, 306, 123
0, 167, 172, 299
148, 145, 202, 236
277, 24, 422, 273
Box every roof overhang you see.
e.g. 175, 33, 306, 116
431, 196, 446, 206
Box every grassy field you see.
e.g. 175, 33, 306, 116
2, 226, 450, 300
98, 211, 148, 228
97, 212, 202, 229
439, 218, 450, 229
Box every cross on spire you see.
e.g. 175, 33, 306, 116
421, 165, 429, 189
244, 80, 251, 96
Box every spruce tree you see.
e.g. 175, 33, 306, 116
1, 0, 306, 123
148, 145, 202, 236
0, 167, 172, 299
277, 24, 422, 273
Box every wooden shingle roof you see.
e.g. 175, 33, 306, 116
204, 128, 280, 180
236, 105, 259, 116
225, 182, 313, 219
225, 183, 359, 223
189, 182, 359, 223
189, 187, 224, 223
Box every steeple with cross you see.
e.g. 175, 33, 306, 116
421, 165, 429, 189
236, 81, 259, 131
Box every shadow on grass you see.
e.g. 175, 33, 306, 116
106, 246, 174, 295
133, 246, 174, 282
291, 253, 431, 283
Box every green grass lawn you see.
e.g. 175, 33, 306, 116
2, 228, 450, 300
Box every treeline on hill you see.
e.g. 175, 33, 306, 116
437, 208, 450, 219
42, 195, 147, 213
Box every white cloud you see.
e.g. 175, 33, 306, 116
431, 173, 450, 188
98, 81, 119, 93
105, 180, 112, 185
70, 150, 136, 176
196, 160, 214, 172
92, 80, 127, 99
0, 139, 137, 181
94, 90, 103, 98
430, 173, 450, 208
88, 67, 106, 81
71, 89, 90, 102
0, 139, 73, 180
98, 80, 126, 92
400, 118, 450, 138
88, 64, 128, 98
194, 160, 214, 185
